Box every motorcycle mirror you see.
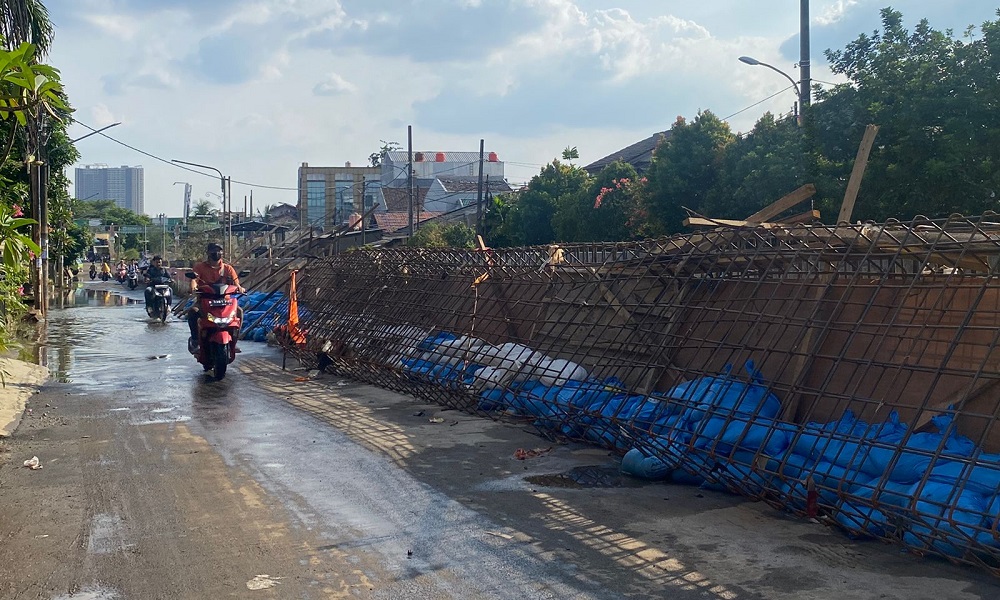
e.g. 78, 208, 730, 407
238, 270, 250, 278
184, 271, 197, 279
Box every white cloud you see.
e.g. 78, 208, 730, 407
82, 14, 141, 40
46, 0, 999, 217
313, 72, 358, 96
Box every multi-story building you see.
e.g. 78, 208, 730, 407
297, 162, 382, 231
75, 164, 145, 214
380, 151, 507, 213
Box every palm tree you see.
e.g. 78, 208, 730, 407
0, 0, 53, 56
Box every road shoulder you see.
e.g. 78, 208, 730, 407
0, 356, 48, 438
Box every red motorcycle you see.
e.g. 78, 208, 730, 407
184, 271, 247, 379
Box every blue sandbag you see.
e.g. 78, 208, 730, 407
927, 454, 1000, 496
417, 332, 458, 351
834, 500, 888, 539
676, 361, 782, 425
718, 417, 792, 456
903, 482, 988, 557
621, 448, 673, 480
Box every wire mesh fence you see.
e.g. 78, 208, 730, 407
270, 213, 1000, 575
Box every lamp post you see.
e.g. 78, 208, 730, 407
171, 159, 230, 256
738, 55, 802, 122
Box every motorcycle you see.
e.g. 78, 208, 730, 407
126, 265, 139, 290
185, 271, 249, 380
145, 275, 172, 322
89, 263, 97, 280
116, 265, 127, 284
100, 267, 111, 282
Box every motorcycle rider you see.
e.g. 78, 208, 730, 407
143, 255, 169, 305
187, 243, 244, 353
100, 260, 112, 279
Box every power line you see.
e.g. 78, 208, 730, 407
74, 120, 299, 191
721, 85, 797, 122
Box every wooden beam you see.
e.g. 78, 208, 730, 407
745, 184, 816, 223
684, 216, 771, 228
777, 209, 822, 225
837, 124, 880, 224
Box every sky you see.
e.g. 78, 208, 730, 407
46, 0, 999, 217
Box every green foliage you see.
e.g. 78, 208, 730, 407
561, 146, 579, 161
407, 222, 476, 248
645, 111, 735, 234
192, 199, 216, 217
820, 8, 1000, 220
369, 140, 402, 168
0, 41, 66, 126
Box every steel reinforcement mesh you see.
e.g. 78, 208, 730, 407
272, 213, 1000, 575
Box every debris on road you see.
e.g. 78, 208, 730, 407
246, 574, 282, 590
514, 447, 552, 460
428, 417, 445, 423
22, 456, 41, 470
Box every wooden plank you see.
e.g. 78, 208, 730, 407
684, 216, 772, 228
745, 184, 817, 223
837, 124, 880, 224
777, 209, 821, 225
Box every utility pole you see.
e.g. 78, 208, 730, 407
407, 125, 414, 237
475, 139, 485, 237
800, 0, 811, 113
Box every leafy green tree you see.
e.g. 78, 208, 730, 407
407, 222, 476, 248
561, 146, 579, 162
552, 160, 646, 242
645, 111, 735, 233
192, 199, 217, 217
704, 113, 807, 219
0, 0, 53, 56
821, 8, 1000, 220
510, 159, 590, 245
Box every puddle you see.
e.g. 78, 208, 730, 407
524, 465, 646, 489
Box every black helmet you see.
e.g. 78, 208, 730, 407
206, 242, 223, 253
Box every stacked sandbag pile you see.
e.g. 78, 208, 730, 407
399, 332, 1000, 561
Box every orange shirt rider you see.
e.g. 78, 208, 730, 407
190, 244, 244, 294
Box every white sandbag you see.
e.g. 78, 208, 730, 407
422, 336, 486, 366
472, 365, 516, 390
535, 358, 589, 387
476, 342, 545, 369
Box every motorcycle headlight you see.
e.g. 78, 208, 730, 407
207, 314, 233, 325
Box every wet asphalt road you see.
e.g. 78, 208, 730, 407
3, 282, 999, 600
5, 282, 687, 600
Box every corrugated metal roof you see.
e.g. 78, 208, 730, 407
437, 176, 513, 193
373, 211, 443, 233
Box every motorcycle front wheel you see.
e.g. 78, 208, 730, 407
211, 342, 228, 380
159, 300, 168, 323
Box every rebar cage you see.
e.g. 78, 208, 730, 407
265, 213, 1000, 575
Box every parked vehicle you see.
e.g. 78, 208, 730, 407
145, 275, 172, 323
185, 271, 248, 380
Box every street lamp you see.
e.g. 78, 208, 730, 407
171, 159, 230, 255
738, 55, 803, 122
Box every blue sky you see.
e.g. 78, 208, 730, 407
46, 0, 999, 216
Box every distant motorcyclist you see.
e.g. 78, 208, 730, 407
143, 255, 169, 305
187, 243, 244, 352
101, 260, 112, 275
